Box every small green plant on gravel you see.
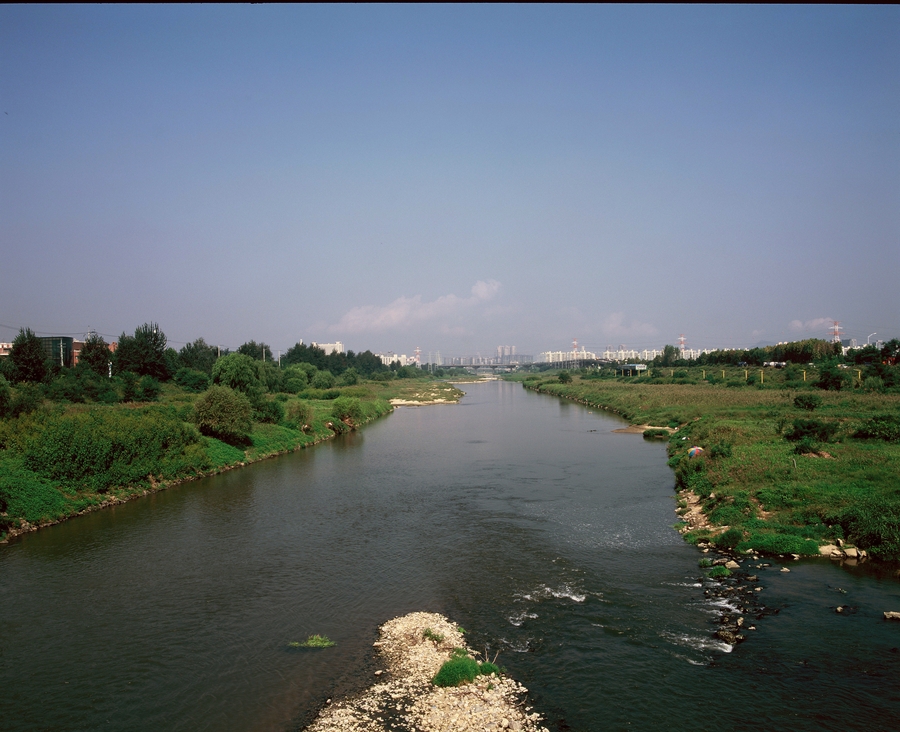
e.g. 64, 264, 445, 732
707, 565, 732, 579
289, 634, 336, 648
432, 648, 499, 687
423, 628, 445, 643
698, 557, 713, 568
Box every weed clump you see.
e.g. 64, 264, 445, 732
422, 628, 445, 643
432, 649, 498, 687
707, 565, 731, 579
289, 634, 336, 648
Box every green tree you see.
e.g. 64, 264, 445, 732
114, 323, 170, 380
0, 375, 11, 418
558, 370, 573, 384
311, 370, 335, 389
211, 353, 261, 394
193, 385, 253, 442
9, 327, 48, 383
79, 332, 111, 376
237, 340, 271, 361
657, 345, 679, 368
179, 338, 219, 374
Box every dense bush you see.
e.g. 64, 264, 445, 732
735, 533, 820, 556
312, 370, 336, 389
174, 367, 211, 393
828, 497, 900, 558
252, 397, 284, 424
212, 353, 261, 394
783, 418, 838, 443
793, 393, 822, 411
19, 407, 208, 492
0, 375, 10, 418
854, 415, 900, 442
0, 458, 68, 528
715, 527, 744, 549
331, 396, 363, 424
284, 400, 313, 430
193, 386, 253, 442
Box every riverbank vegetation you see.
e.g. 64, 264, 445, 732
0, 323, 462, 541
512, 351, 900, 560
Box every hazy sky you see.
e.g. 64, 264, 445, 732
2, 5, 898, 358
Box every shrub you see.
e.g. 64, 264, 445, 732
854, 415, 900, 442
253, 397, 284, 424
174, 368, 211, 393
558, 371, 572, 384
284, 401, 313, 430
20, 407, 207, 493
793, 393, 822, 411
0, 458, 68, 527
828, 497, 900, 558
0, 376, 10, 418
709, 442, 733, 459
312, 370, 335, 389
194, 386, 253, 442
137, 375, 161, 402
735, 533, 820, 556
716, 527, 744, 549
331, 396, 363, 424
784, 418, 838, 443
707, 565, 731, 579
432, 649, 495, 687
339, 367, 359, 386
10, 383, 44, 417
212, 353, 261, 394
643, 428, 669, 440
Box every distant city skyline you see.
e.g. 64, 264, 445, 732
2, 6, 897, 356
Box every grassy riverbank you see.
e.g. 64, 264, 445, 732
512, 371, 900, 559
0, 379, 461, 542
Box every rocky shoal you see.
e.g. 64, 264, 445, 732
305, 612, 547, 732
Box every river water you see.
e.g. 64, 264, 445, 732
2, 381, 899, 731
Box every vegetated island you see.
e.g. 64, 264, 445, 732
510, 343, 900, 561
0, 324, 465, 543
306, 612, 547, 732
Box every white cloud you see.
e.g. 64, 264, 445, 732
329, 280, 501, 335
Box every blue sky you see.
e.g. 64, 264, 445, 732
2, 5, 897, 358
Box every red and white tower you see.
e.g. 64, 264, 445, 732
831, 321, 843, 343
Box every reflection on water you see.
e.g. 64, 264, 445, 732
1, 381, 899, 731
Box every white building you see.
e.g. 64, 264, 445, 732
375, 352, 414, 367
537, 347, 598, 364
311, 341, 344, 356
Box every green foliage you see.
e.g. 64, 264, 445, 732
178, 338, 219, 375
643, 428, 669, 440
19, 407, 207, 493
289, 634, 335, 648
784, 418, 838, 443
174, 368, 211, 393
212, 353, 261, 394
80, 333, 112, 376
708, 442, 733, 459
237, 340, 270, 361
816, 362, 849, 391
735, 533, 820, 556
282, 365, 312, 394
698, 557, 713, 568
255, 361, 284, 393
423, 628, 445, 643
193, 386, 253, 442
339, 367, 359, 386
793, 393, 822, 411
854, 415, 900, 442
252, 396, 284, 424
0, 375, 10, 418
716, 527, 744, 549
9, 328, 48, 383
828, 497, 900, 558
707, 565, 731, 579
137, 375, 161, 402
284, 400, 313, 430
203, 436, 245, 468
0, 458, 68, 527
114, 323, 171, 380
10, 382, 44, 417
558, 370, 573, 384
331, 396, 363, 423
311, 370, 335, 389
432, 649, 495, 687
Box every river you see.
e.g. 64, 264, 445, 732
2, 380, 899, 731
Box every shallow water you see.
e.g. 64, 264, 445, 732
2, 381, 899, 731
